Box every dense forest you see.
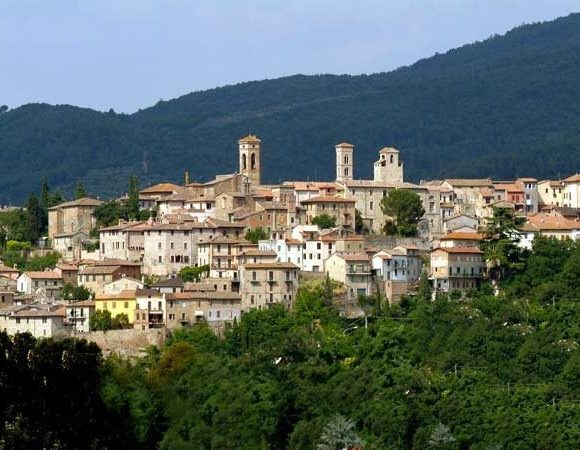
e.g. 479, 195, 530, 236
2, 13, 580, 203
1, 235, 579, 449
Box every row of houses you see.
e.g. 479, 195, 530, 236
2, 134, 577, 340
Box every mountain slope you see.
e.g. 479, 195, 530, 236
1, 13, 580, 203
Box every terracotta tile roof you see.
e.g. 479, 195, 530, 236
54, 231, 91, 238
96, 259, 141, 267
79, 266, 121, 275
48, 197, 103, 210
432, 247, 483, 254
202, 173, 238, 186
99, 221, 146, 231
57, 263, 79, 271
378, 146, 399, 153
95, 290, 137, 300
521, 222, 540, 232
205, 218, 246, 228
242, 262, 299, 269
12, 305, 66, 318
302, 195, 356, 204
67, 300, 95, 307
282, 181, 333, 191
152, 277, 184, 288
527, 213, 580, 231
238, 134, 261, 143
240, 249, 277, 256
165, 292, 195, 300
140, 183, 183, 194
372, 251, 392, 260
493, 182, 524, 192
564, 173, 580, 183
444, 178, 493, 187
441, 232, 484, 240
0, 265, 19, 273
22, 271, 62, 280
333, 252, 369, 262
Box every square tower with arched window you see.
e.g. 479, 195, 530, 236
335, 142, 354, 182
374, 147, 404, 184
239, 134, 261, 186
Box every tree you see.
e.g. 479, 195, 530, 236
1, 240, 31, 268
90, 310, 113, 331
317, 414, 364, 450
74, 181, 86, 199
179, 265, 209, 282
93, 200, 122, 228
481, 207, 525, 282
428, 422, 456, 448
355, 209, 365, 234
61, 284, 92, 301
380, 189, 425, 236
24, 252, 61, 271
112, 313, 130, 329
322, 272, 335, 307
245, 227, 268, 244
24, 193, 44, 243
0, 105, 8, 114
417, 270, 432, 301
312, 214, 337, 229
127, 176, 140, 220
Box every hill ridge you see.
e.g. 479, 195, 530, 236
1, 12, 580, 203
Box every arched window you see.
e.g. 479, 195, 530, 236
344, 155, 348, 164
390, 155, 394, 163
242, 154, 247, 170
344, 167, 349, 176
251, 153, 256, 169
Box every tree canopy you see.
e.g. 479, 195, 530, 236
245, 227, 269, 244
2, 235, 579, 448
380, 189, 425, 236
312, 214, 337, 229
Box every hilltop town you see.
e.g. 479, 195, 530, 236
0, 134, 579, 349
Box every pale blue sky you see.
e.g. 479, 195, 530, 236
1, 0, 578, 113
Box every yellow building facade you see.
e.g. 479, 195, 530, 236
94, 290, 137, 324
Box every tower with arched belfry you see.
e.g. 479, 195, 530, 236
238, 134, 261, 186
335, 142, 354, 182
374, 147, 404, 184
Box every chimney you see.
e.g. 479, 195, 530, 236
184, 170, 190, 186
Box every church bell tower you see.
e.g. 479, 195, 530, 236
239, 134, 261, 186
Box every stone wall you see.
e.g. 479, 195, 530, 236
364, 236, 431, 252
74, 328, 168, 358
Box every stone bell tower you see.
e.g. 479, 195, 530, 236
374, 147, 404, 184
238, 134, 261, 186
335, 142, 354, 182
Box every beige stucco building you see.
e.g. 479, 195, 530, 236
238, 262, 299, 312
302, 196, 355, 229
430, 247, 485, 293
325, 252, 372, 300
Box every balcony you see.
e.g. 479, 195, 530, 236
211, 263, 238, 270
448, 272, 482, 279
346, 267, 371, 275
